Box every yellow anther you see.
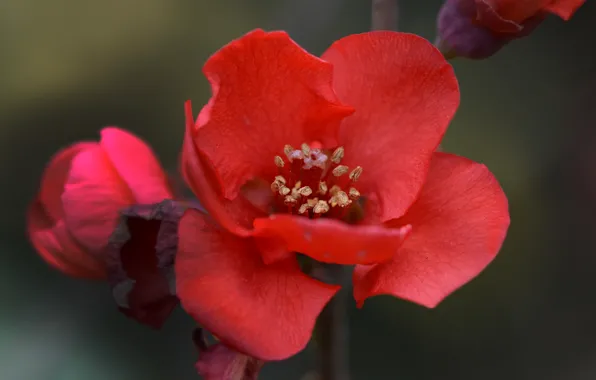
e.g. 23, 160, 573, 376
331, 147, 344, 164
274, 175, 286, 185
298, 186, 313, 197
330, 191, 351, 208
307, 198, 319, 207
284, 145, 294, 161
313, 200, 330, 214
348, 187, 360, 200
301, 143, 311, 158
332, 165, 349, 177
279, 186, 290, 196
298, 203, 310, 214
274, 156, 285, 168
318, 181, 328, 195
349, 166, 363, 182
329, 185, 341, 196
294, 181, 302, 189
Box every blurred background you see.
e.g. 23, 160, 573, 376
2, 0, 596, 379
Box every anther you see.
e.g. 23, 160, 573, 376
301, 143, 311, 158
349, 166, 363, 182
332, 165, 349, 177
274, 156, 285, 168
298, 204, 310, 214
298, 186, 313, 197
279, 186, 290, 196
275, 175, 286, 185
349, 187, 361, 200
284, 145, 294, 161
331, 147, 344, 164
313, 200, 330, 214
336, 191, 351, 207
318, 181, 328, 195
329, 185, 341, 196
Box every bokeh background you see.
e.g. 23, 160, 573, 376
2, 1, 596, 379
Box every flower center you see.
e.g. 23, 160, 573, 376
270, 143, 363, 219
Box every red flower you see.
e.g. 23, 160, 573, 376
437, 0, 585, 59
28, 128, 172, 278
177, 29, 510, 360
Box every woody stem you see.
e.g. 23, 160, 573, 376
315, 264, 351, 380
371, 0, 399, 31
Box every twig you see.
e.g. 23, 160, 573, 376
371, 0, 399, 31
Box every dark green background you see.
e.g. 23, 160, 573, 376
2, 1, 596, 379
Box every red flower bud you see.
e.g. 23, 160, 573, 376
27, 128, 172, 278
437, 0, 585, 59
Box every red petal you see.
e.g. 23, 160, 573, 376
28, 200, 106, 278
176, 209, 339, 361
62, 145, 133, 253
182, 101, 263, 236
194, 29, 353, 201
322, 32, 459, 222
474, 0, 525, 33
353, 152, 510, 308
38, 142, 97, 221
100, 128, 172, 204
543, 0, 585, 20
253, 214, 412, 265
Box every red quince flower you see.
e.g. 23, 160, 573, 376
28, 128, 172, 278
177, 29, 510, 361
437, 0, 585, 59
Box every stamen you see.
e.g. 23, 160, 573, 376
330, 191, 351, 208
271, 181, 280, 192
273, 143, 364, 220
329, 185, 341, 196
332, 165, 349, 177
298, 186, 313, 197
279, 186, 290, 196
284, 145, 294, 161
301, 143, 311, 158
349, 166, 363, 182
349, 187, 361, 200
313, 200, 330, 214
331, 147, 344, 164
318, 181, 328, 195
274, 156, 285, 168
298, 203, 310, 214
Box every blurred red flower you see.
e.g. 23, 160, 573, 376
28, 128, 172, 278
177, 29, 510, 361
437, 0, 585, 59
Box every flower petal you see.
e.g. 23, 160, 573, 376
353, 152, 510, 308
543, 0, 585, 20
182, 101, 263, 236
100, 128, 172, 204
28, 200, 106, 278
62, 145, 133, 253
194, 29, 353, 201
253, 214, 412, 265
322, 32, 459, 221
176, 209, 339, 361
38, 142, 97, 221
